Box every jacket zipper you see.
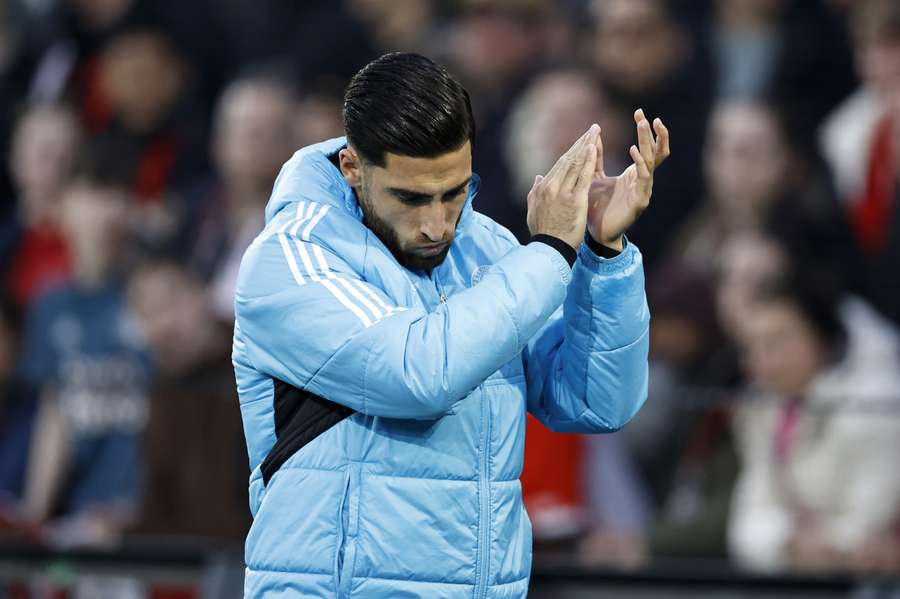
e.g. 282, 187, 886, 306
433, 270, 486, 596
432, 269, 447, 305
474, 387, 491, 598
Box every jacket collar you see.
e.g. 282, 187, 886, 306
265, 136, 480, 236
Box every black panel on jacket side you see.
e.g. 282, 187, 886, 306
261, 379, 356, 485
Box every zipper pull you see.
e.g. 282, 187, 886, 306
439, 293, 447, 304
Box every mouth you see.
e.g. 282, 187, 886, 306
412, 242, 450, 257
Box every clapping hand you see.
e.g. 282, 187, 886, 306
587, 109, 670, 251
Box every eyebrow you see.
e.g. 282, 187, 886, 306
386, 177, 471, 204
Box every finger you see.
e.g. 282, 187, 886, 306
562, 139, 593, 191
595, 130, 606, 178
575, 141, 599, 195
630, 144, 651, 180
527, 174, 541, 209
554, 124, 599, 190
653, 118, 671, 164
635, 110, 655, 170
546, 124, 596, 180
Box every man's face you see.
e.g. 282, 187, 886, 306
343, 142, 472, 271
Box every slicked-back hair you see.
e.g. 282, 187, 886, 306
343, 53, 475, 167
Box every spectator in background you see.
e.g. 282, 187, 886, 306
709, 0, 854, 150
677, 99, 860, 294
184, 73, 297, 322
727, 258, 900, 574
821, 0, 900, 328
448, 0, 552, 241
127, 261, 249, 541
92, 23, 207, 204
3, 103, 81, 307
590, 0, 713, 268
5, 0, 139, 106
348, 0, 438, 55
710, 0, 788, 100
16, 144, 150, 549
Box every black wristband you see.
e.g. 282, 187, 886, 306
530, 234, 577, 267
585, 233, 623, 258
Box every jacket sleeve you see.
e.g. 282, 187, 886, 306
234, 213, 572, 420
523, 240, 650, 432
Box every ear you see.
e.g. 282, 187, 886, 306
339, 147, 363, 188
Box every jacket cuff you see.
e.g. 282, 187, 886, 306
527, 238, 574, 285
585, 232, 624, 258
578, 235, 638, 273
530, 234, 577, 267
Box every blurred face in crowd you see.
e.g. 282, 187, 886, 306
349, 0, 434, 48
67, 0, 133, 29
59, 180, 129, 275
453, 1, 545, 88
715, 233, 787, 340
592, 0, 687, 95
740, 298, 826, 398
214, 82, 297, 192
129, 265, 212, 375
858, 37, 900, 109
10, 105, 80, 221
506, 70, 626, 198
704, 101, 790, 224
102, 30, 185, 133
340, 143, 472, 271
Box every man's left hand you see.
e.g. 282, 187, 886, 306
587, 109, 670, 251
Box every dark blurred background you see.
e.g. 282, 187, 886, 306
1, 0, 900, 597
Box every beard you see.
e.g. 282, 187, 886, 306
358, 188, 453, 272
356, 180, 462, 271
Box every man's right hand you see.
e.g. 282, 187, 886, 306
526, 124, 601, 251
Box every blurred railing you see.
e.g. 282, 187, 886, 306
2, 541, 898, 598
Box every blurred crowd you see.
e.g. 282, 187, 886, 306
1, 0, 900, 583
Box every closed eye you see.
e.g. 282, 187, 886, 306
441, 181, 469, 202
393, 191, 432, 206
387, 176, 471, 206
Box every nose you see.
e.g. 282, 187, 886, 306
419, 202, 449, 242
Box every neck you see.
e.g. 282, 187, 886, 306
71, 245, 113, 289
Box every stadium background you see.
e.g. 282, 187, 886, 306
1, 0, 900, 596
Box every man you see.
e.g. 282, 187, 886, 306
233, 52, 669, 598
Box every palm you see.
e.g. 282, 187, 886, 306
588, 164, 651, 245
585, 110, 670, 247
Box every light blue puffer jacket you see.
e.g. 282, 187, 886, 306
232, 137, 650, 598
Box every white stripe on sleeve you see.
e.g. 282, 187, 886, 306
319, 279, 374, 328
302, 204, 330, 241
286, 200, 400, 328
278, 201, 307, 286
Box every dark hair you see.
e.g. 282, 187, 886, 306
343, 52, 475, 167
755, 272, 846, 350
